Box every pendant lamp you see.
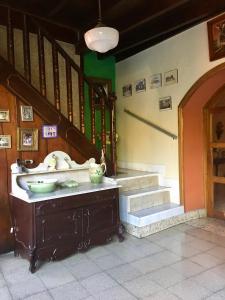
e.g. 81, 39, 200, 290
84, 0, 119, 53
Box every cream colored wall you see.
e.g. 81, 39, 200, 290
116, 20, 225, 201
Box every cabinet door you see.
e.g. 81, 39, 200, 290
83, 197, 117, 246
36, 209, 82, 248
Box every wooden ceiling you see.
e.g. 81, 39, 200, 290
0, 0, 225, 61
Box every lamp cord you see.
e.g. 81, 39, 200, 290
98, 0, 102, 23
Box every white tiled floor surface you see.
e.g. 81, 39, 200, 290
1, 218, 225, 299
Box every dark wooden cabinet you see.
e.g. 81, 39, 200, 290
11, 188, 124, 272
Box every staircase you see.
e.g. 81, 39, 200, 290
114, 170, 185, 238
0, 5, 116, 174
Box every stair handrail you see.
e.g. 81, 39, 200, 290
124, 109, 177, 140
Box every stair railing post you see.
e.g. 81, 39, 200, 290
109, 93, 117, 174
7, 8, 15, 66
101, 95, 106, 155
52, 43, 60, 111
66, 59, 73, 123
23, 14, 31, 83
90, 84, 96, 144
37, 28, 46, 97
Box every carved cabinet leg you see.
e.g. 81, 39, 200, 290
117, 223, 125, 242
29, 251, 37, 273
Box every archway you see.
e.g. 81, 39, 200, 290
179, 63, 225, 213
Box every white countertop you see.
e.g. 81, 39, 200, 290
10, 182, 120, 203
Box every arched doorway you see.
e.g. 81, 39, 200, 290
179, 63, 225, 215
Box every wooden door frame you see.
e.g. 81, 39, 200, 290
203, 84, 225, 219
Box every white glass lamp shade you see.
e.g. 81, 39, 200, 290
84, 26, 119, 53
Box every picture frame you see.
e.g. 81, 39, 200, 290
17, 128, 38, 151
159, 96, 172, 111
150, 73, 162, 89
164, 69, 178, 86
0, 135, 11, 149
0, 109, 10, 122
21, 105, 33, 121
135, 78, 146, 93
207, 13, 225, 61
42, 125, 58, 138
122, 84, 132, 97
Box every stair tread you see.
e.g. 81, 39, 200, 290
129, 203, 182, 218
121, 185, 170, 196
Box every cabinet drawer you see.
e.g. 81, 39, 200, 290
35, 188, 118, 215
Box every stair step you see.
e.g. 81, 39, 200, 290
120, 186, 171, 212
116, 173, 160, 192
122, 203, 184, 227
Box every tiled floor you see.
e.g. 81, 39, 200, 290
1, 218, 225, 299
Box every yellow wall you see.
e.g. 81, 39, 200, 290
116, 20, 225, 189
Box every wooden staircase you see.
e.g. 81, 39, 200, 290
0, 6, 116, 174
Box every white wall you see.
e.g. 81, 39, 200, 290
116, 20, 225, 202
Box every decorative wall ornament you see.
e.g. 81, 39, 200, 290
207, 13, 225, 61
0, 109, 10, 122
135, 78, 146, 93
122, 84, 132, 97
164, 69, 178, 86
21, 106, 33, 121
42, 125, 58, 138
150, 73, 162, 89
159, 96, 172, 111
17, 128, 38, 151
0, 135, 11, 148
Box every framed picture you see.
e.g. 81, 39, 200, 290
135, 78, 146, 93
150, 73, 162, 89
0, 135, 11, 149
164, 69, 178, 86
42, 125, 58, 138
159, 96, 172, 111
17, 128, 38, 151
0, 109, 10, 122
21, 105, 33, 121
208, 13, 225, 61
122, 84, 132, 97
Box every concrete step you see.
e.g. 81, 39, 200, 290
120, 186, 170, 212
120, 203, 184, 227
116, 173, 160, 192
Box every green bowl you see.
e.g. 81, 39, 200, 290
27, 179, 57, 193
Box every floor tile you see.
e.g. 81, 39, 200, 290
86, 246, 111, 260
187, 239, 215, 251
80, 272, 118, 295
0, 286, 12, 300
106, 263, 142, 283
165, 242, 202, 258
206, 288, 225, 299
49, 281, 90, 300
93, 285, 136, 300
142, 289, 180, 299
94, 253, 124, 270
0, 272, 6, 288
4, 266, 38, 286
37, 264, 75, 289
9, 278, 46, 300
190, 252, 223, 268
168, 278, 212, 300
24, 291, 53, 300
68, 259, 101, 280
123, 274, 162, 298
170, 259, 205, 277
148, 266, 186, 288
0, 253, 29, 275
207, 246, 225, 260
192, 269, 225, 293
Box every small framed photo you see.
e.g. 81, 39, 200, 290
17, 128, 38, 151
135, 78, 146, 93
42, 125, 58, 138
122, 84, 132, 97
207, 13, 225, 61
164, 69, 178, 86
0, 135, 11, 149
0, 109, 10, 122
150, 73, 162, 89
21, 105, 33, 121
159, 96, 172, 111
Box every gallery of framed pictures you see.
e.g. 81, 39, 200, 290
135, 79, 146, 93
21, 105, 33, 121
42, 125, 58, 138
0, 109, 10, 122
122, 84, 132, 97
164, 69, 178, 86
17, 127, 38, 151
208, 13, 225, 61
